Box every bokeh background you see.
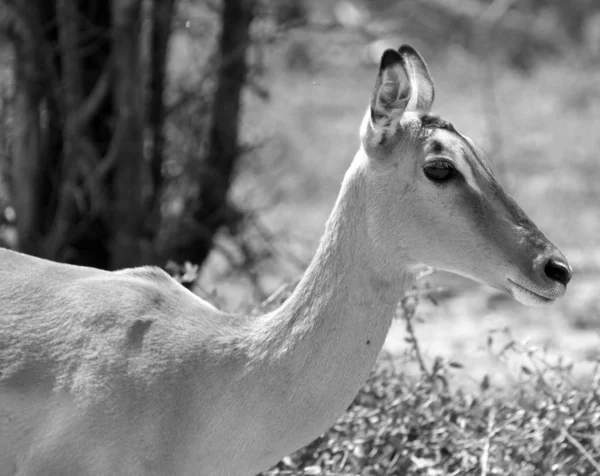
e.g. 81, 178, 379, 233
1, 1, 600, 471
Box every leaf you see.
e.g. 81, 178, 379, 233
521, 365, 533, 375
410, 456, 436, 469
481, 374, 490, 392
303, 465, 322, 475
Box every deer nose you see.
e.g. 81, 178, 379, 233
544, 258, 572, 286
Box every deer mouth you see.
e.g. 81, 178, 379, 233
507, 278, 555, 305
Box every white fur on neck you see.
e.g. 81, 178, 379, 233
204, 153, 415, 474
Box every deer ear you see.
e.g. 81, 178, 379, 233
370, 49, 411, 132
398, 44, 434, 114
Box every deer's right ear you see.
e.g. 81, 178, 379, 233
369, 49, 411, 136
398, 45, 434, 115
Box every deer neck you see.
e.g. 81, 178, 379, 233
253, 154, 414, 444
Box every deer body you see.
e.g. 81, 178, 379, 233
0, 46, 571, 475
0, 157, 404, 475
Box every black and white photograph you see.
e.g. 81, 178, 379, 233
0, 1, 599, 474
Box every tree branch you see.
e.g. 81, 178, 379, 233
72, 61, 112, 133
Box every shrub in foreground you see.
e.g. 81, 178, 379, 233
263, 355, 600, 476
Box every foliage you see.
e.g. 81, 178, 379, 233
259, 291, 600, 476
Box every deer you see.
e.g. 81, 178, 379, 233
0, 45, 571, 476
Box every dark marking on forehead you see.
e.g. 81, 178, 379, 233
420, 113, 494, 177
420, 114, 457, 133
429, 140, 444, 154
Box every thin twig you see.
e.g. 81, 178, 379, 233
480, 406, 496, 476
261, 282, 292, 308
72, 61, 112, 132
401, 296, 432, 381
562, 428, 600, 474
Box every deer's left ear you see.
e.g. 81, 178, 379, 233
369, 49, 411, 132
366, 46, 435, 143
398, 44, 434, 114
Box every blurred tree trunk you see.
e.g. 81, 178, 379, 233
3, 0, 253, 270
5, 0, 115, 267
49, 0, 90, 261
11, 14, 44, 257
148, 0, 175, 207
169, 0, 255, 265
109, 0, 146, 268
1, 0, 171, 269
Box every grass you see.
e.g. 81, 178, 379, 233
263, 358, 600, 475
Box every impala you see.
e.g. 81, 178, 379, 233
0, 45, 571, 476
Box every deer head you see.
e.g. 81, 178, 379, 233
359, 45, 571, 305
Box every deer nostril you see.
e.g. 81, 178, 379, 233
544, 258, 572, 287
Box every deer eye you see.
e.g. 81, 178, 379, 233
423, 160, 456, 183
